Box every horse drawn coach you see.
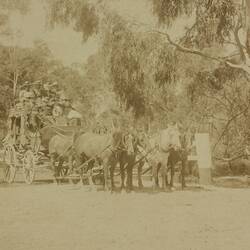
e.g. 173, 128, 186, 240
1, 91, 88, 185
1, 81, 199, 191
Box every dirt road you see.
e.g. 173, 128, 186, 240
0, 183, 250, 250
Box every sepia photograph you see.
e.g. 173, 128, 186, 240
1, 0, 250, 249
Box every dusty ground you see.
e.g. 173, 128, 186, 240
1, 180, 250, 250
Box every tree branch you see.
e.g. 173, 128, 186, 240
0, 72, 15, 84
212, 103, 250, 153
178, 21, 197, 45
148, 29, 250, 76
233, 15, 246, 62
148, 30, 224, 63
225, 61, 250, 74
203, 93, 229, 111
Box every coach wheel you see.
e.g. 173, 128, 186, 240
22, 150, 36, 184
69, 169, 81, 184
3, 145, 17, 184
92, 170, 104, 185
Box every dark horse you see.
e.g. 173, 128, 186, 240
166, 132, 191, 189
109, 131, 142, 192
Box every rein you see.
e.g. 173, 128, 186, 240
132, 145, 158, 167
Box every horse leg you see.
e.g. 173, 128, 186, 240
74, 155, 84, 185
87, 167, 97, 191
152, 163, 159, 190
68, 155, 73, 174
128, 164, 133, 191
169, 161, 175, 188
108, 154, 119, 192
165, 166, 169, 187
161, 164, 167, 190
181, 158, 187, 189
120, 161, 126, 190
57, 157, 65, 184
103, 159, 109, 191
125, 163, 130, 190
50, 153, 59, 184
156, 164, 160, 187
137, 161, 144, 188
109, 164, 115, 191
126, 159, 133, 191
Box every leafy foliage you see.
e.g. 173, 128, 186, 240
152, 0, 238, 48
194, 0, 237, 47
107, 20, 146, 118
0, 0, 30, 13
0, 41, 89, 128
154, 44, 178, 87
152, 0, 194, 26
47, 0, 99, 41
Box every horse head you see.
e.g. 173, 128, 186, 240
118, 132, 133, 155
134, 131, 149, 152
159, 127, 181, 152
111, 130, 125, 151
179, 129, 194, 153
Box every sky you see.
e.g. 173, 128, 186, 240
1, 0, 194, 66
4, 0, 98, 65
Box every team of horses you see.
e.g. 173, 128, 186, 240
38, 123, 193, 192
28, 111, 193, 192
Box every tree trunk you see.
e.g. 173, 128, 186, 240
147, 116, 151, 134
245, 0, 250, 55
13, 70, 18, 98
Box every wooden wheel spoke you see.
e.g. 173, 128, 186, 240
3, 145, 17, 184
